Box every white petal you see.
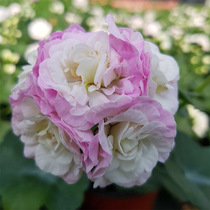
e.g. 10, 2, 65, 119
89, 91, 109, 107
106, 109, 148, 125
76, 57, 98, 84
21, 98, 40, 118
24, 144, 37, 158
105, 14, 123, 39
27, 49, 38, 65
56, 149, 73, 165
158, 54, 179, 82
71, 84, 89, 105
94, 54, 107, 88
138, 142, 158, 173
35, 144, 70, 176
154, 83, 178, 115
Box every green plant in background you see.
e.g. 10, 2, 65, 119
0, 0, 209, 209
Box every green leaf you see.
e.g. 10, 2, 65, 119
160, 132, 210, 209
0, 130, 35, 193
195, 75, 210, 93
0, 120, 10, 143
178, 90, 194, 105
0, 130, 89, 210
175, 115, 193, 137
46, 174, 89, 210
174, 132, 210, 179
2, 177, 50, 210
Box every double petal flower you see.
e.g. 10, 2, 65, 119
10, 15, 179, 187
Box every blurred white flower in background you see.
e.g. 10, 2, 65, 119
0, 6, 8, 22
0, 3, 21, 22
187, 15, 205, 28
3, 64, 16, 74
28, 18, 52, 40
126, 15, 143, 30
87, 16, 107, 32
143, 21, 162, 37
185, 34, 210, 52
65, 12, 82, 24
202, 55, 210, 65
21, 1, 35, 18
1, 49, 20, 74
185, 6, 197, 17
144, 11, 156, 23
156, 32, 172, 51
91, 6, 104, 18
169, 26, 184, 39
2, 49, 20, 63
187, 105, 209, 138
8, 3, 21, 16
160, 39, 172, 51
192, 16, 205, 28
72, 0, 89, 12
180, 42, 190, 53
87, 7, 107, 32
50, 1, 64, 15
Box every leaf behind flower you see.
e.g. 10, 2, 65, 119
0, 130, 89, 210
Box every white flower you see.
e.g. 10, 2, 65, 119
0, 6, 9, 22
50, 1, 64, 14
8, 3, 21, 16
91, 6, 104, 17
144, 11, 156, 23
13, 97, 82, 179
38, 32, 110, 107
94, 99, 176, 187
64, 12, 82, 24
185, 34, 210, 52
28, 18, 52, 40
0, 3, 21, 23
126, 16, 143, 30
169, 26, 183, 39
147, 42, 179, 115
143, 21, 162, 37
187, 105, 209, 138
72, 0, 89, 12
3, 64, 16, 74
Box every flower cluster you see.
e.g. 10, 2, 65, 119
10, 15, 179, 187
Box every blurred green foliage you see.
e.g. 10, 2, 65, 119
0, 131, 89, 210
0, 0, 209, 209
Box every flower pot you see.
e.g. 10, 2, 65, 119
81, 189, 158, 210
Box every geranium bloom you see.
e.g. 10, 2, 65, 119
10, 94, 83, 184
10, 14, 178, 187
86, 97, 176, 187
32, 14, 152, 118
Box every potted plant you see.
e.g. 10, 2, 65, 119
0, 1, 209, 210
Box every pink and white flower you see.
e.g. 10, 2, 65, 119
32, 14, 153, 117
88, 97, 176, 187
10, 94, 83, 184
10, 14, 179, 187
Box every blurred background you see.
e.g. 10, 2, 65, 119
0, 0, 209, 209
